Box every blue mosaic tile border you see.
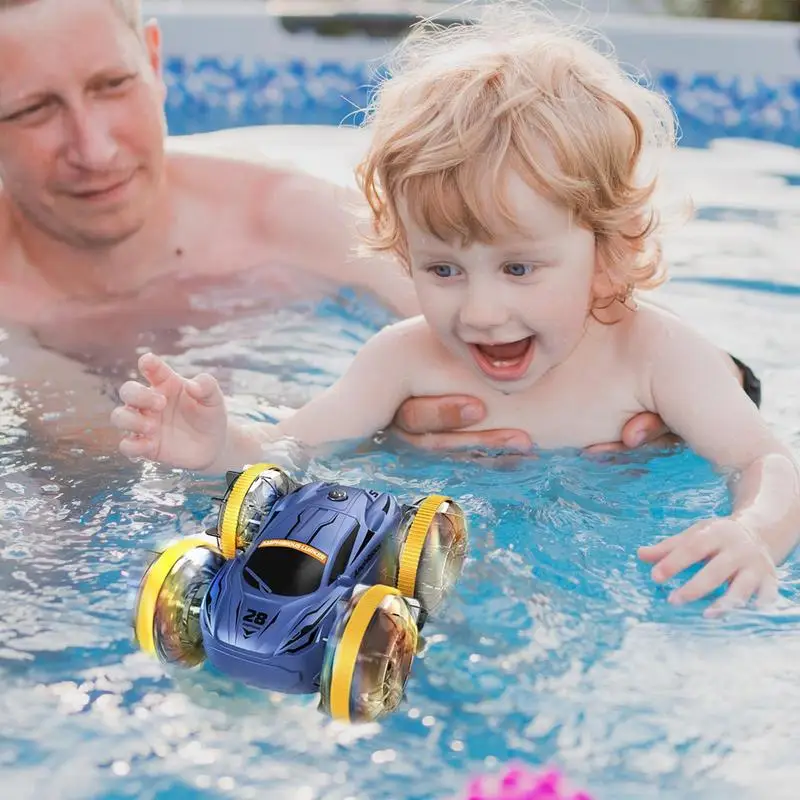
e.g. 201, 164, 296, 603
163, 56, 800, 148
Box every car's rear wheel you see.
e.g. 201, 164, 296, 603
217, 463, 297, 558
134, 536, 225, 666
394, 495, 468, 614
319, 585, 418, 723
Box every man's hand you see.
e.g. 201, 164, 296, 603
390, 395, 532, 452
583, 412, 681, 454
390, 396, 677, 454
584, 355, 751, 454
388, 356, 751, 455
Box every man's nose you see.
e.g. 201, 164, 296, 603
64, 107, 119, 170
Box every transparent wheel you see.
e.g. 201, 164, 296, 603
396, 495, 468, 614
319, 585, 419, 723
134, 536, 224, 666
217, 463, 297, 558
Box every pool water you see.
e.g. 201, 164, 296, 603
1, 130, 799, 800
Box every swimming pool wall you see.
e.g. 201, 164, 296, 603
144, 1, 800, 147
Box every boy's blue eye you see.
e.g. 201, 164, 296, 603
430, 264, 457, 278
504, 262, 534, 277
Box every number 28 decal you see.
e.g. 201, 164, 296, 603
243, 608, 268, 626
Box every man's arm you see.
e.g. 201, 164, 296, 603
0, 325, 118, 449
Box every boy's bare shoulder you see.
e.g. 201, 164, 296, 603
622, 301, 739, 388
373, 316, 440, 347
624, 300, 706, 356
350, 318, 442, 382
363, 317, 444, 362
612, 302, 704, 409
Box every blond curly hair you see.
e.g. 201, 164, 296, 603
357, 4, 678, 302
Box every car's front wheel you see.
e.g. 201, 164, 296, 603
319, 584, 419, 723
134, 536, 225, 666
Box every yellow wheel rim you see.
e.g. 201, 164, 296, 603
134, 535, 219, 656
218, 463, 284, 559
397, 494, 449, 598
329, 584, 404, 722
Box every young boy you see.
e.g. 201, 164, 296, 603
111, 7, 800, 616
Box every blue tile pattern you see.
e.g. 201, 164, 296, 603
163, 56, 800, 147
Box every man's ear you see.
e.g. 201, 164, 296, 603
143, 20, 163, 78
143, 20, 167, 105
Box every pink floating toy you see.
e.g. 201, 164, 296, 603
464, 765, 594, 800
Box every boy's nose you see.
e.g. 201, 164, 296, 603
458, 293, 510, 331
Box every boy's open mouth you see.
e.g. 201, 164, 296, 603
468, 336, 535, 382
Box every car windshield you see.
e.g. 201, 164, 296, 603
244, 543, 326, 596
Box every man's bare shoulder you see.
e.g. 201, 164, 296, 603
164, 150, 349, 257
162, 147, 417, 314
167, 147, 353, 206
165, 151, 296, 208
165, 149, 360, 252
244, 160, 362, 240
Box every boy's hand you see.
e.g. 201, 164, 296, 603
111, 353, 228, 470
638, 517, 779, 617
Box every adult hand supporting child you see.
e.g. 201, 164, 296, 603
390, 395, 532, 452
391, 397, 684, 453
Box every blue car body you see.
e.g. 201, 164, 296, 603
199, 481, 404, 693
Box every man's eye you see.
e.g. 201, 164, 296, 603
7, 102, 49, 121
104, 75, 133, 89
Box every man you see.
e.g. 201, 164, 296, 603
0, 0, 753, 455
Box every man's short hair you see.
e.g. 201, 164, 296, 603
0, 0, 142, 33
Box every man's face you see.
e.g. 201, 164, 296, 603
0, 0, 168, 249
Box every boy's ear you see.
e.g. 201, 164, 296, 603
591, 235, 620, 302
592, 228, 639, 302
